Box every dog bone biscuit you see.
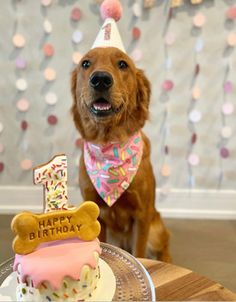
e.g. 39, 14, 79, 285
12, 201, 101, 255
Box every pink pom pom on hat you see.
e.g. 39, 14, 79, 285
92, 0, 126, 53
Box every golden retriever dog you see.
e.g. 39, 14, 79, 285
71, 47, 171, 261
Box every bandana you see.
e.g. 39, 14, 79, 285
84, 132, 143, 207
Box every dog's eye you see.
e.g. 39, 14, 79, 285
118, 60, 128, 70
81, 60, 91, 69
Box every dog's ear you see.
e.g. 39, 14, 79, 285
71, 68, 77, 104
136, 69, 151, 122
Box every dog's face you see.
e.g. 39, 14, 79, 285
71, 47, 151, 144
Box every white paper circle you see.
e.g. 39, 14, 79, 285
72, 30, 83, 44
195, 38, 204, 52
222, 102, 234, 115
165, 57, 172, 70
132, 3, 142, 17
43, 19, 52, 34
45, 92, 58, 105
16, 79, 28, 91
221, 126, 232, 139
188, 153, 200, 166
131, 48, 142, 62
189, 109, 202, 123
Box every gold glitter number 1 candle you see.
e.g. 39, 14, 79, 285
33, 154, 68, 212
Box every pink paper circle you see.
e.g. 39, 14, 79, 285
43, 44, 54, 57
0, 162, 4, 173
16, 99, 30, 112
71, 7, 81, 21
132, 27, 141, 40
220, 147, 230, 158
164, 32, 176, 46
162, 80, 174, 91
131, 49, 142, 62
20, 159, 32, 170
48, 114, 58, 125
193, 13, 206, 27
227, 6, 236, 20
0, 143, 4, 154
224, 81, 233, 93
75, 138, 83, 148
222, 102, 234, 115
221, 126, 232, 139
188, 153, 200, 166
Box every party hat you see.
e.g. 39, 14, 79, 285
92, 0, 126, 53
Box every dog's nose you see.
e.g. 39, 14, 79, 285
89, 71, 113, 91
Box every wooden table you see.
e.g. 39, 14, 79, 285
140, 259, 236, 301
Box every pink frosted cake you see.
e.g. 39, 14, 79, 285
13, 238, 101, 301
11, 155, 102, 301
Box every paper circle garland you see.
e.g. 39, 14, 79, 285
0, 162, 4, 173
16, 79, 28, 91
221, 126, 232, 139
188, 153, 200, 166
12, 34, 26, 48
21, 159, 33, 170
220, 147, 230, 158
44, 68, 56, 81
15, 57, 27, 70
45, 92, 58, 105
48, 114, 58, 125
16, 99, 30, 112
71, 7, 81, 21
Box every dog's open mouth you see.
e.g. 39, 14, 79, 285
90, 98, 121, 117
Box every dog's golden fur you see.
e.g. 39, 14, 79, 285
71, 47, 171, 261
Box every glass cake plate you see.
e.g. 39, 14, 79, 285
0, 242, 156, 301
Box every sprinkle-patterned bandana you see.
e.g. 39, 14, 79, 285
84, 132, 143, 207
